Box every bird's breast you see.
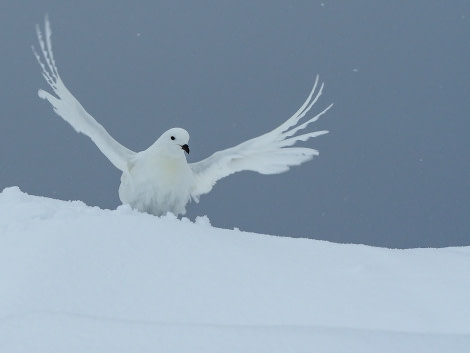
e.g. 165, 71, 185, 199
118, 157, 195, 216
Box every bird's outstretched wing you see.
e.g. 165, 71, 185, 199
32, 16, 136, 172
190, 76, 332, 198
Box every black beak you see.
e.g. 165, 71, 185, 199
181, 144, 190, 154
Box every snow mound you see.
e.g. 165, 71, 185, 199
1, 187, 469, 353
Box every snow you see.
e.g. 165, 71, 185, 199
1, 186, 469, 352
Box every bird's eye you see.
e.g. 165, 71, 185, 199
170, 136, 175, 140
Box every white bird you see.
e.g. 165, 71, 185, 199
33, 17, 332, 216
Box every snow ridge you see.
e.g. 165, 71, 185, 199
1, 187, 469, 353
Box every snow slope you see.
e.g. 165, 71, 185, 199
0, 186, 469, 352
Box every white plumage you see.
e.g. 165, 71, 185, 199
33, 17, 332, 216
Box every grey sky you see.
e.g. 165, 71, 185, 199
0, 1, 469, 248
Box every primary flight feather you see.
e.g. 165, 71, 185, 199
33, 17, 332, 216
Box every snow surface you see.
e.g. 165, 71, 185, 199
1, 186, 469, 352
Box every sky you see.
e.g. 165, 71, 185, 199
1, 187, 469, 352
0, 1, 469, 248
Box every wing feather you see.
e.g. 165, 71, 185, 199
32, 16, 135, 172
190, 78, 332, 198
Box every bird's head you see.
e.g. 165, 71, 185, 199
154, 128, 190, 157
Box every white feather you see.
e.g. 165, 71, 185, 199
33, 17, 332, 216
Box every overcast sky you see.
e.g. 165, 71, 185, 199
0, 1, 469, 248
